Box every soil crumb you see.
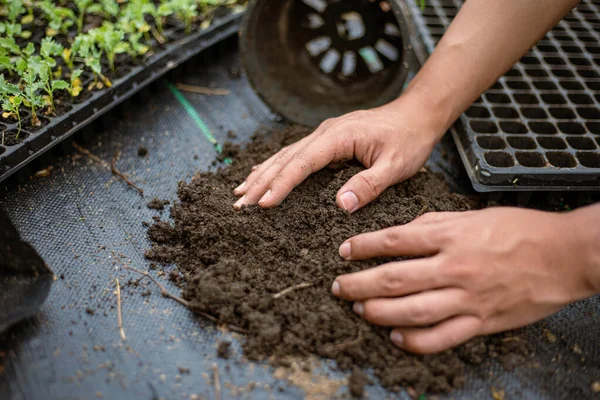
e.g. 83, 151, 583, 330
217, 341, 231, 359
145, 125, 527, 395
147, 198, 170, 211
348, 367, 369, 398
216, 142, 240, 163
138, 146, 148, 157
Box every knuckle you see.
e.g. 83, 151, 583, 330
378, 268, 403, 295
383, 229, 401, 251
405, 303, 431, 325
356, 171, 383, 196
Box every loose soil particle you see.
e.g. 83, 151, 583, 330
217, 341, 231, 359
147, 198, 170, 211
145, 125, 529, 395
348, 367, 370, 398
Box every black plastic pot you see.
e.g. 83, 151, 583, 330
240, 0, 416, 128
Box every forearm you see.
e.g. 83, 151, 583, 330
570, 203, 600, 296
394, 0, 579, 139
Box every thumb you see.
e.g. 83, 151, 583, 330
336, 162, 393, 213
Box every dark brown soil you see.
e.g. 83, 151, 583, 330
145, 125, 529, 395
147, 198, 170, 211
138, 146, 149, 157
348, 367, 370, 397
217, 341, 231, 359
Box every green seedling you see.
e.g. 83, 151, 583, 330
90, 24, 127, 73
74, 0, 93, 33
20, 68, 45, 128
127, 32, 150, 59
35, 38, 69, 113
3, 0, 25, 24
119, 0, 154, 41
37, 0, 76, 36
169, 0, 198, 34
69, 68, 84, 97
154, 2, 174, 37
87, 0, 120, 19
0, 74, 23, 137
73, 32, 111, 89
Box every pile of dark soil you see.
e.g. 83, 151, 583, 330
145, 126, 528, 395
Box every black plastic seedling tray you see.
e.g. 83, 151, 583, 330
407, 0, 600, 191
0, 11, 244, 184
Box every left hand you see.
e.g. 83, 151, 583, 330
332, 207, 598, 354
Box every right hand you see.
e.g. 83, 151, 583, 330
233, 97, 446, 212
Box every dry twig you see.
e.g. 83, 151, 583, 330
121, 264, 248, 334
272, 283, 313, 300
73, 143, 144, 196
111, 151, 144, 196
116, 278, 126, 341
212, 363, 221, 400
175, 83, 230, 96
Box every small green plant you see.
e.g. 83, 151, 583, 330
90, 24, 127, 73
69, 68, 84, 97
74, 0, 93, 34
127, 32, 150, 59
37, 0, 76, 36
36, 38, 69, 113
0, 75, 23, 136
154, 2, 175, 37
20, 68, 45, 127
169, 0, 198, 34
87, 0, 120, 19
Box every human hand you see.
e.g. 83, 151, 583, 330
332, 208, 599, 354
233, 96, 445, 212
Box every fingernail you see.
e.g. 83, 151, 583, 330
331, 281, 341, 296
234, 181, 246, 194
252, 165, 259, 171
339, 242, 351, 259
233, 195, 246, 210
258, 190, 271, 205
340, 191, 359, 212
353, 302, 364, 315
390, 331, 404, 346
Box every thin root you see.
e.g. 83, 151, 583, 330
272, 283, 313, 300
175, 83, 230, 96
116, 277, 126, 341
111, 151, 144, 196
73, 143, 144, 196
212, 363, 221, 400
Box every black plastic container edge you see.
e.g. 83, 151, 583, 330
0, 12, 244, 184
405, 0, 600, 192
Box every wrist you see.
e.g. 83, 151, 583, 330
565, 205, 600, 296
389, 78, 456, 144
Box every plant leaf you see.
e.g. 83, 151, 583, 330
52, 80, 69, 91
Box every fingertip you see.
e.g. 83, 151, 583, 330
339, 242, 351, 259
390, 330, 404, 347
331, 280, 341, 297
258, 189, 271, 207
233, 181, 247, 196
338, 191, 359, 213
233, 195, 246, 210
